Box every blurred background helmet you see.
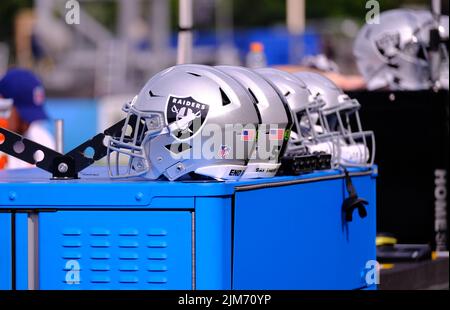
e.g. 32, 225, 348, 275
294, 71, 375, 168
216, 65, 293, 178
256, 68, 335, 159
354, 9, 433, 90
412, 10, 449, 90
106, 64, 260, 181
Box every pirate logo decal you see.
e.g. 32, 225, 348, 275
166, 95, 210, 140
375, 32, 401, 60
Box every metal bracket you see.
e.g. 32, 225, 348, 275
0, 127, 63, 175
0, 115, 143, 179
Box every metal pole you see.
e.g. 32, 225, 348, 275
287, 0, 305, 64
177, 0, 193, 64
55, 119, 64, 153
287, 0, 305, 35
216, 0, 233, 44
215, 0, 240, 65
118, 0, 140, 40
151, 0, 171, 68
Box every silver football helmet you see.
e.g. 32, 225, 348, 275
295, 72, 375, 168
256, 68, 337, 159
354, 9, 433, 90
413, 10, 449, 89
106, 64, 260, 181
216, 65, 294, 178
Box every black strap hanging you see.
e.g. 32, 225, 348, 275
342, 167, 368, 222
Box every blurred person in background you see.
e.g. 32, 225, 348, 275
275, 54, 367, 91
0, 68, 55, 169
275, 63, 367, 91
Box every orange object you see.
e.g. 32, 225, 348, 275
0, 118, 8, 169
0, 154, 6, 169
250, 42, 264, 53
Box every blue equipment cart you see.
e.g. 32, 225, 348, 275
0, 167, 377, 290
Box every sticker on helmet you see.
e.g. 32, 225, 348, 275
375, 32, 401, 60
218, 145, 231, 159
166, 95, 210, 140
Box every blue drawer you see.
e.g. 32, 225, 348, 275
232, 173, 377, 289
38, 211, 192, 290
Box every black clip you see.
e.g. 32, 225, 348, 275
278, 154, 316, 176
315, 152, 332, 170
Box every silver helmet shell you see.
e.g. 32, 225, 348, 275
354, 9, 432, 90
295, 71, 375, 168
256, 68, 334, 158
106, 64, 260, 181
216, 65, 293, 178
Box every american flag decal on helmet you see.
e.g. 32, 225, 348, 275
241, 129, 256, 141
269, 128, 285, 141
218, 145, 231, 159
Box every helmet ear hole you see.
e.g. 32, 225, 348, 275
187, 72, 201, 77
219, 88, 231, 106
149, 90, 162, 98
247, 88, 259, 104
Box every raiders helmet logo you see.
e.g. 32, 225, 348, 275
375, 32, 401, 60
166, 95, 210, 140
